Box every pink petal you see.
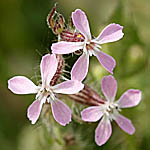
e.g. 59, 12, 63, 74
52, 41, 84, 54
115, 113, 135, 135
117, 89, 142, 108
96, 23, 124, 44
72, 9, 91, 39
51, 99, 71, 126
40, 54, 58, 86
81, 106, 104, 122
94, 50, 116, 74
71, 53, 89, 82
101, 75, 117, 102
52, 80, 84, 94
95, 117, 112, 146
27, 100, 42, 124
8, 76, 37, 94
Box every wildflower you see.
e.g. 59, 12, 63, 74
52, 9, 124, 81
8, 54, 84, 125
81, 75, 141, 146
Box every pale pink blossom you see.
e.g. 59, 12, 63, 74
8, 54, 84, 125
52, 9, 124, 81
81, 75, 142, 146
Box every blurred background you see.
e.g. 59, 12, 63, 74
0, 0, 150, 149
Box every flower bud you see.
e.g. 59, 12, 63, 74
47, 3, 65, 35
69, 84, 105, 106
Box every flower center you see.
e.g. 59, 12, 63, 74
36, 86, 56, 103
104, 102, 120, 120
86, 42, 95, 51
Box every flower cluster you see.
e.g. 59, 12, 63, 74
8, 5, 142, 146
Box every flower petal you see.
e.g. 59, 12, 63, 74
101, 75, 117, 102
71, 53, 89, 82
72, 9, 91, 39
52, 80, 84, 94
94, 50, 116, 74
117, 89, 142, 108
81, 106, 104, 122
27, 100, 43, 124
115, 113, 135, 135
8, 76, 37, 94
40, 54, 58, 86
96, 23, 124, 44
95, 116, 112, 146
52, 41, 84, 54
51, 99, 71, 126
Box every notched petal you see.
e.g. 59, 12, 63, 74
96, 23, 124, 44
81, 106, 104, 122
72, 9, 91, 39
52, 41, 84, 54
94, 50, 116, 74
40, 54, 58, 86
95, 116, 112, 146
8, 76, 37, 94
117, 89, 142, 108
71, 53, 89, 82
51, 99, 71, 126
115, 113, 135, 135
52, 80, 84, 94
101, 75, 117, 102
27, 100, 43, 124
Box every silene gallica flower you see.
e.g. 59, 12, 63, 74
8, 54, 84, 125
52, 9, 124, 81
81, 75, 142, 146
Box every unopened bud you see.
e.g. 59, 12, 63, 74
50, 54, 65, 86
47, 3, 65, 35
69, 84, 105, 106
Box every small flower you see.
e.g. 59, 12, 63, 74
8, 54, 84, 125
52, 9, 124, 81
81, 75, 142, 146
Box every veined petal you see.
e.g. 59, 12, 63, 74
8, 76, 38, 94
81, 106, 104, 122
72, 9, 91, 40
94, 50, 116, 74
52, 80, 84, 94
40, 54, 58, 86
95, 116, 112, 146
96, 23, 124, 44
101, 75, 117, 102
115, 113, 135, 135
51, 99, 71, 126
117, 89, 142, 108
71, 53, 89, 82
27, 100, 43, 124
52, 41, 84, 54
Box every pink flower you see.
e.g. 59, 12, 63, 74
8, 54, 84, 125
81, 75, 142, 146
52, 9, 124, 81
